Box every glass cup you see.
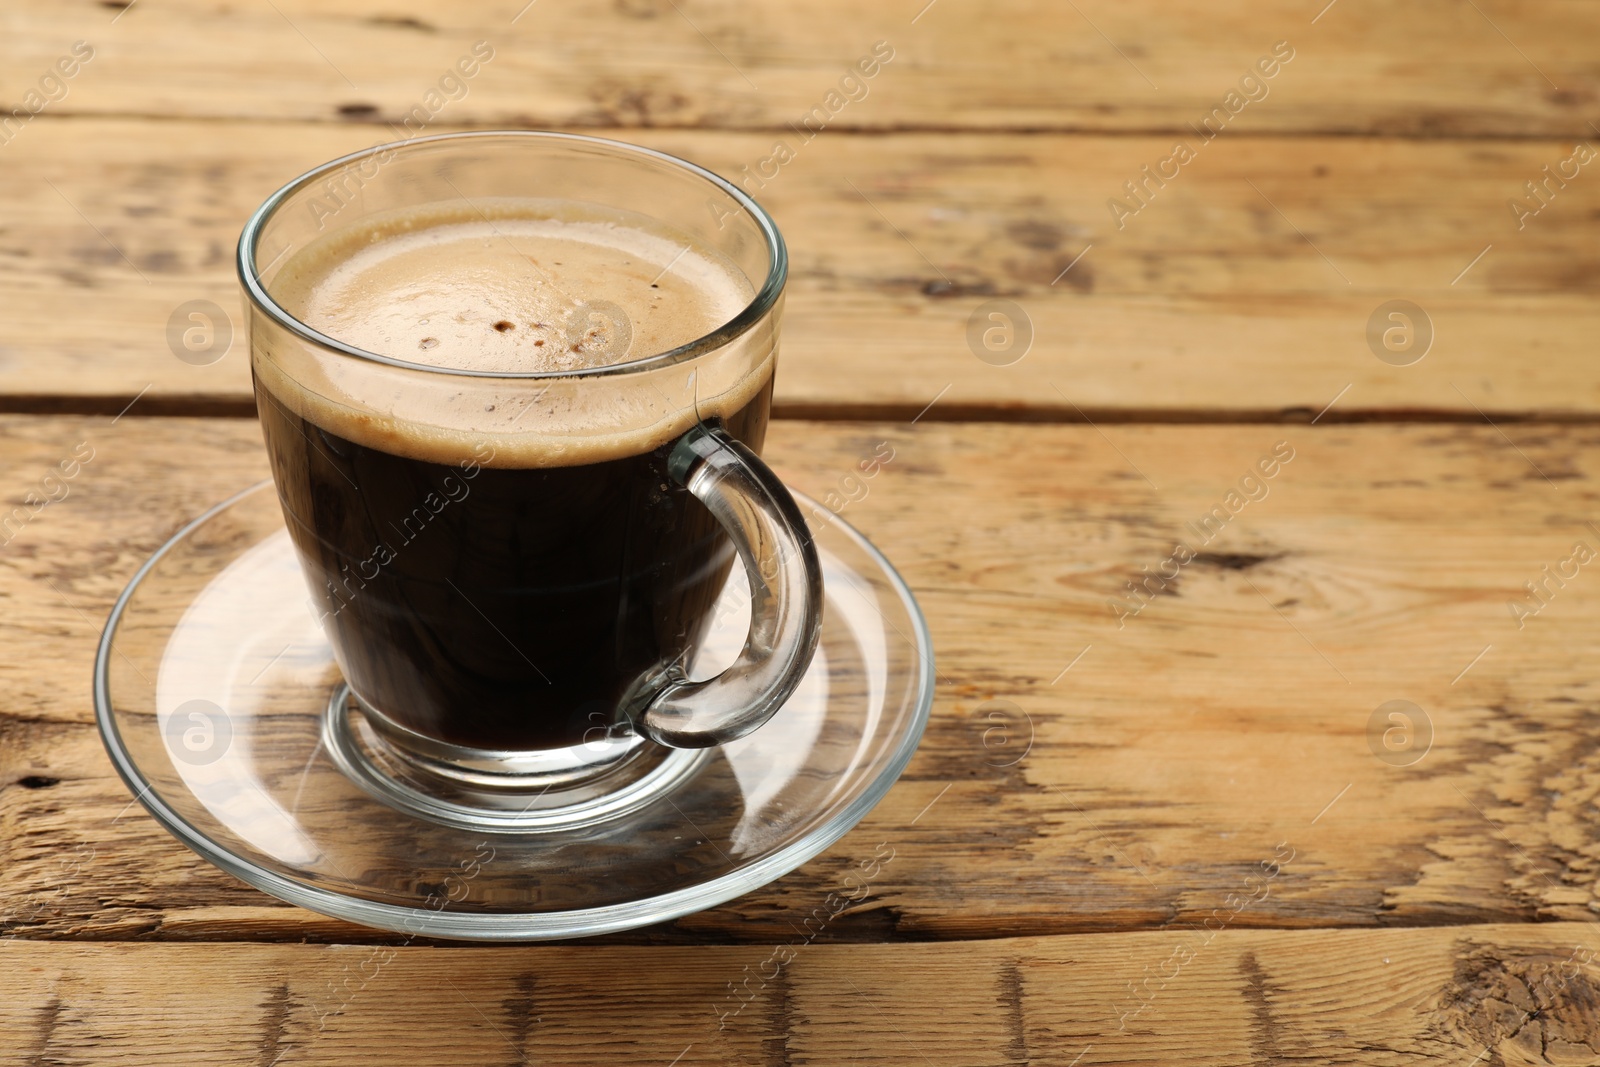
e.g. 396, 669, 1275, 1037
237, 132, 821, 805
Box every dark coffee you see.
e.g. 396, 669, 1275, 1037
255, 199, 766, 752
256, 376, 772, 751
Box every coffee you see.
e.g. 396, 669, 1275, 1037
255, 200, 768, 752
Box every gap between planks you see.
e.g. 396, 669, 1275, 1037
5, 394, 1600, 425
18, 111, 1600, 143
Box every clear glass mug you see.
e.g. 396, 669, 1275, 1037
237, 132, 821, 796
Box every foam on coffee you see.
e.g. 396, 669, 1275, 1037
256, 199, 770, 468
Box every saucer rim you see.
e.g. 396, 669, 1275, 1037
94, 479, 935, 942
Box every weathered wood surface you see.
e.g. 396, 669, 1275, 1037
3, 120, 1599, 416
5, 924, 1600, 1064
1, 0, 1596, 1061
5, 415, 1600, 942
4, 0, 1598, 136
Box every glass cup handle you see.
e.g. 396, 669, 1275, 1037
630, 424, 824, 749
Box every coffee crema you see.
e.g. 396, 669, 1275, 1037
256, 199, 768, 469
272, 200, 748, 374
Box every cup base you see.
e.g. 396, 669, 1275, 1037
322, 684, 708, 832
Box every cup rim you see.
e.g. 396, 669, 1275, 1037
236, 130, 788, 381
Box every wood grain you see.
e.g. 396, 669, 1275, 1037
5, 415, 1600, 943
3, 120, 1600, 416
3, 0, 1597, 136
0, 0, 1592, 1054
4, 924, 1600, 1064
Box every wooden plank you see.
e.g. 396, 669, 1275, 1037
3, 120, 1600, 416
5, 415, 1600, 942
3, 0, 1597, 135
4, 924, 1600, 1063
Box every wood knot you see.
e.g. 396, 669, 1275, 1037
1430, 943, 1600, 1062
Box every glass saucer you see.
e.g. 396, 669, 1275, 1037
94, 481, 933, 941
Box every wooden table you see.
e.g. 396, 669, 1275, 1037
5, 1, 1600, 1061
